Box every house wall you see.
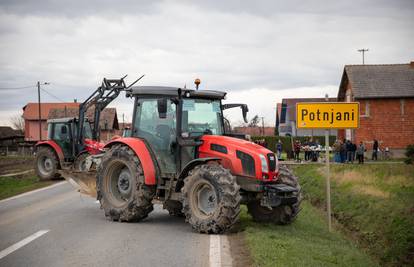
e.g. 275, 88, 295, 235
25, 120, 48, 141
339, 98, 414, 150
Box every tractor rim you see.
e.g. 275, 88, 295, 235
191, 180, 218, 218
106, 161, 132, 206
38, 156, 53, 175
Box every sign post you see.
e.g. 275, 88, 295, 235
296, 101, 359, 232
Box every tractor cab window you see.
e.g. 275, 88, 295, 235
53, 123, 70, 141
83, 121, 93, 139
134, 98, 177, 174
182, 99, 223, 137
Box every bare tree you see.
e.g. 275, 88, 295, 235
10, 113, 25, 134
248, 115, 260, 127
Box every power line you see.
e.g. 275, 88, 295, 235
0, 85, 36, 90
40, 87, 66, 102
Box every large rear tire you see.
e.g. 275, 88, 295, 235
247, 165, 302, 225
182, 164, 241, 234
97, 145, 155, 222
34, 147, 59, 180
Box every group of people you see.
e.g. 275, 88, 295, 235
254, 137, 383, 164
293, 138, 322, 162
333, 139, 379, 164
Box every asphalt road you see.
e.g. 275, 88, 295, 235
0, 182, 210, 267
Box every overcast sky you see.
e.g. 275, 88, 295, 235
0, 0, 413, 127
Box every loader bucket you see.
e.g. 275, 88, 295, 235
59, 170, 97, 198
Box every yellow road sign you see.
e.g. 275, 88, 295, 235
296, 102, 359, 129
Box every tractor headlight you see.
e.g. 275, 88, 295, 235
259, 154, 268, 173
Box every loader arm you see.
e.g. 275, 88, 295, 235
77, 75, 144, 148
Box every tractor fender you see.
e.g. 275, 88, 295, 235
35, 140, 64, 167
174, 157, 221, 192
104, 137, 157, 185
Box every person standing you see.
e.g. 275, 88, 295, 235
340, 139, 347, 163
294, 140, 301, 162
372, 139, 379, 160
276, 139, 283, 160
357, 141, 365, 164
351, 141, 357, 163
346, 140, 353, 163
333, 140, 341, 163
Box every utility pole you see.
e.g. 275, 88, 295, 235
260, 116, 265, 136
37, 81, 50, 141
324, 93, 332, 232
357, 48, 369, 64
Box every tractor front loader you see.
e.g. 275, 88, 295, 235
59, 84, 302, 234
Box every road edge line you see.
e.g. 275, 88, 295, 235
210, 234, 221, 267
0, 230, 50, 260
0, 181, 67, 204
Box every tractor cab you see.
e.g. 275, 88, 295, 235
46, 118, 94, 160
129, 86, 247, 176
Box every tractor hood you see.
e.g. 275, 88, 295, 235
198, 135, 279, 181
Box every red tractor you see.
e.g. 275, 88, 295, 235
34, 76, 142, 180
63, 85, 302, 233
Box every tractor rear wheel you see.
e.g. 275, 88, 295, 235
97, 145, 155, 222
182, 164, 241, 234
35, 147, 59, 180
247, 165, 302, 225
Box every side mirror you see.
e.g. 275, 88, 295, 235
157, 99, 167, 119
241, 104, 249, 123
222, 103, 249, 123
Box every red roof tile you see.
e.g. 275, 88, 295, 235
22, 103, 79, 120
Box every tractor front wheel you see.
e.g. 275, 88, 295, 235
247, 165, 302, 225
34, 147, 59, 180
97, 145, 155, 222
182, 164, 241, 234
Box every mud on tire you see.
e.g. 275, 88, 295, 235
247, 165, 302, 225
97, 145, 155, 222
34, 147, 60, 180
182, 164, 241, 234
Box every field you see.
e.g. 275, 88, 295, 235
293, 163, 414, 266
238, 202, 376, 267
0, 156, 56, 200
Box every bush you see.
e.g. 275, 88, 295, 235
404, 144, 414, 164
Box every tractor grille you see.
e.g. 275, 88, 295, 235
236, 150, 255, 176
267, 153, 276, 172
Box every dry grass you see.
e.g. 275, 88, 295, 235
318, 167, 389, 198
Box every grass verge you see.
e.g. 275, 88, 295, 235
292, 164, 414, 266
239, 201, 376, 267
0, 175, 55, 200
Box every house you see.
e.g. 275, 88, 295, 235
0, 126, 24, 154
337, 62, 414, 155
22, 102, 79, 142
276, 98, 337, 137
47, 107, 119, 142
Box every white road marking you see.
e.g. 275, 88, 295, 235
0, 230, 49, 260
210, 235, 222, 267
0, 181, 67, 205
